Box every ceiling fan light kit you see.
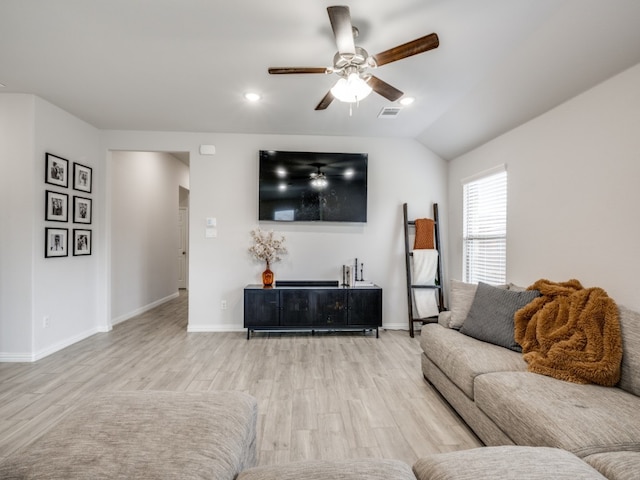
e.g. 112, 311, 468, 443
330, 72, 372, 103
268, 5, 439, 111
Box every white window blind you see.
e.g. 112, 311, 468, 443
463, 168, 507, 284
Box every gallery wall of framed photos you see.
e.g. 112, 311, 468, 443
44, 152, 93, 258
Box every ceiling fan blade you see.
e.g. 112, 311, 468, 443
371, 33, 439, 67
327, 6, 356, 56
367, 76, 403, 102
268, 67, 331, 74
315, 91, 335, 110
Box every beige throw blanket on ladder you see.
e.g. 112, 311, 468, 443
412, 249, 440, 319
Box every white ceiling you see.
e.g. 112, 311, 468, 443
2, 0, 639, 160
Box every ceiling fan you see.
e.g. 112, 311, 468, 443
268, 5, 439, 110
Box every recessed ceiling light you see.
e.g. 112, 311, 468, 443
399, 97, 415, 106
244, 92, 261, 102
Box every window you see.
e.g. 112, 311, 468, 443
463, 166, 507, 284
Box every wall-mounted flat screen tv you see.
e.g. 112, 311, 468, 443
259, 150, 368, 222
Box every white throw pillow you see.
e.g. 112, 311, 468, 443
448, 280, 479, 329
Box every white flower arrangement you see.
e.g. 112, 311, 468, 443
248, 228, 287, 266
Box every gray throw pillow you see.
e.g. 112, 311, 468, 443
460, 282, 540, 352
447, 279, 509, 329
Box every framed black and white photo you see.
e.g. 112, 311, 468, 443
45, 153, 69, 188
45, 190, 69, 222
73, 162, 92, 193
73, 196, 92, 224
45, 228, 68, 258
73, 229, 92, 256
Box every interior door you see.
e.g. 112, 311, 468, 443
178, 207, 188, 289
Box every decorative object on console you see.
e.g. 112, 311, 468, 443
262, 266, 274, 288
248, 228, 287, 287
341, 265, 354, 287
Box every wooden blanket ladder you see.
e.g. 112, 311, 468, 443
403, 203, 445, 337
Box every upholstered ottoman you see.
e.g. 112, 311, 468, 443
412, 446, 606, 480
0, 391, 257, 480
237, 459, 416, 480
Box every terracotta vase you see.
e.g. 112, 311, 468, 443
262, 262, 274, 287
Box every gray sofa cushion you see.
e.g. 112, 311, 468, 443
421, 353, 515, 446
460, 282, 540, 352
237, 459, 416, 480
0, 391, 258, 480
420, 324, 527, 399
618, 306, 640, 396
475, 372, 640, 457
584, 451, 640, 480
413, 446, 606, 480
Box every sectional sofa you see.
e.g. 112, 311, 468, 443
419, 280, 640, 480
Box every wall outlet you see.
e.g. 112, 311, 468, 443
221, 300, 227, 310
43, 316, 50, 328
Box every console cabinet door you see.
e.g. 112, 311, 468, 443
347, 289, 382, 326
314, 289, 347, 327
280, 289, 313, 326
244, 289, 280, 327
280, 289, 347, 327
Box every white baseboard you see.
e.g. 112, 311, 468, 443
381, 322, 410, 331
33, 327, 102, 361
111, 291, 180, 326
0, 326, 102, 363
0, 352, 35, 363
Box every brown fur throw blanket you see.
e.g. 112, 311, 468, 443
514, 279, 622, 386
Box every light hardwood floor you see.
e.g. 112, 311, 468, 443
0, 291, 481, 465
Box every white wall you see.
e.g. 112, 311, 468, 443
32, 97, 103, 357
0, 95, 35, 359
0, 94, 103, 360
448, 63, 640, 311
110, 151, 189, 322
102, 131, 447, 331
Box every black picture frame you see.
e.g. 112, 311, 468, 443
73, 162, 92, 193
45, 228, 68, 258
73, 196, 92, 224
45, 190, 69, 222
45, 153, 69, 188
73, 229, 92, 256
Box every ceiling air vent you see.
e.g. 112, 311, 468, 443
378, 106, 402, 118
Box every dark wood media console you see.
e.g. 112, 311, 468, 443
243, 282, 382, 339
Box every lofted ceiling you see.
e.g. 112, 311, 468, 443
1, 0, 640, 160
